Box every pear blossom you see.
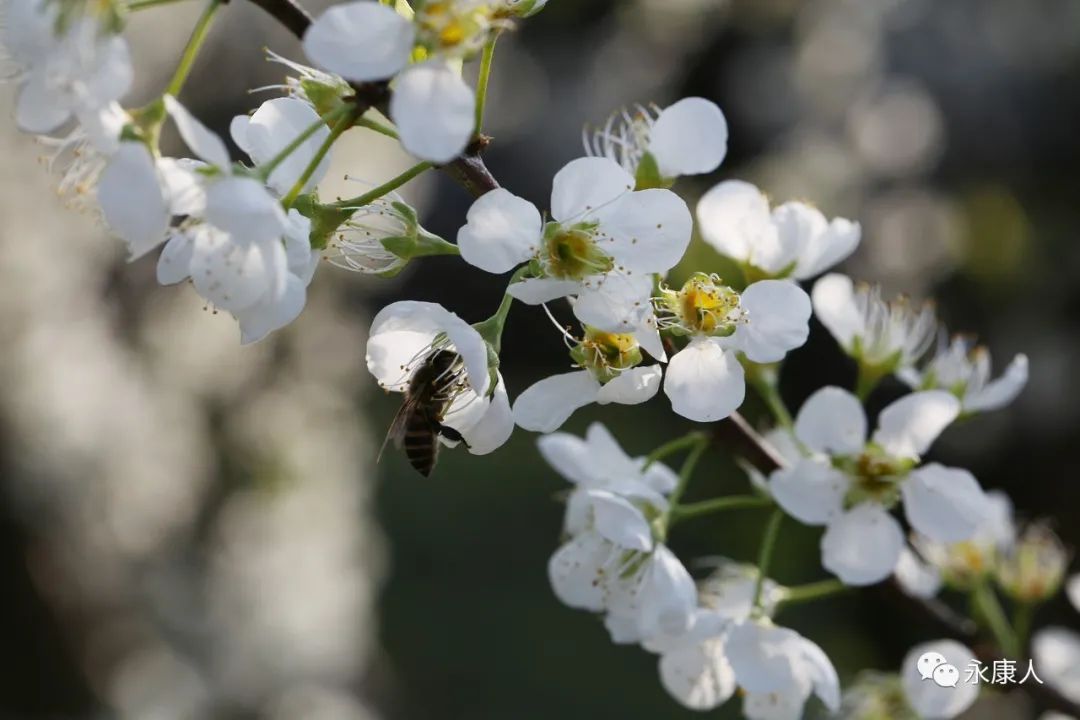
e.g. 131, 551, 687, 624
697, 180, 861, 282
769, 386, 991, 585
365, 300, 513, 455
3, 0, 133, 135
900, 640, 979, 719
37, 100, 128, 210
995, 523, 1068, 603
583, 98, 729, 186
537, 422, 677, 537
1034, 628, 1080, 705
456, 157, 692, 333
321, 194, 414, 275
262, 49, 354, 116
726, 620, 841, 720
900, 490, 1014, 593
813, 273, 937, 376
893, 546, 943, 599
512, 324, 664, 432
654, 273, 811, 422
302, 0, 506, 162
230, 97, 333, 196
898, 334, 1029, 414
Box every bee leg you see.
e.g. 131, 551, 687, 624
437, 422, 470, 449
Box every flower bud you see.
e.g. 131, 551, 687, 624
995, 524, 1068, 603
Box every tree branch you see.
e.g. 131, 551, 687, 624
241, 0, 499, 199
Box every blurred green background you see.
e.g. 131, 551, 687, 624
2, 0, 1079, 718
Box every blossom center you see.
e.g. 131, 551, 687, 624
570, 328, 642, 383
837, 449, 912, 507
542, 222, 613, 280
657, 273, 743, 336
415, 1, 502, 54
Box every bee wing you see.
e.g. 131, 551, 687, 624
377, 393, 424, 464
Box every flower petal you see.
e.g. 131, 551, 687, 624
793, 216, 861, 280
965, 353, 1028, 413
648, 97, 729, 178
726, 622, 801, 695
769, 459, 848, 526
237, 97, 332, 195
548, 533, 610, 612
537, 432, 593, 485
204, 176, 289, 245
236, 273, 307, 344
164, 95, 230, 168
734, 280, 812, 363
156, 230, 195, 285
821, 503, 904, 585
696, 180, 775, 268
507, 277, 581, 304
596, 365, 662, 405
637, 545, 698, 640
664, 339, 745, 422
873, 390, 960, 459
811, 273, 862, 352
573, 271, 654, 333
596, 188, 692, 273
1033, 627, 1080, 704
902, 464, 989, 543
512, 371, 601, 433
190, 229, 279, 312
587, 489, 653, 551
390, 61, 475, 163
659, 639, 737, 711
793, 386, 867, 455
15, 73, 71, 133
302, 0, 414, 82
97, 142, 170, 259
901, 640, 980, 718
461, 374, 514, 454
550, 157, 634, 224
457, 189, 543, 273
894, 546, 943, 599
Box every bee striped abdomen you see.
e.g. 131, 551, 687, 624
402, 410, 439, 477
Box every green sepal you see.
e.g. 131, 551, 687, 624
634, 152, 674, 190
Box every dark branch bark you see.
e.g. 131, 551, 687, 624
245, 0, 312, 37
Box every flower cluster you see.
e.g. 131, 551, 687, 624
6, 1, 1073, 719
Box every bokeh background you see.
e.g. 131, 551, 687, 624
2, 0, 1079, 717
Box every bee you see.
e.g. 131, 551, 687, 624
380, 349, 470, 477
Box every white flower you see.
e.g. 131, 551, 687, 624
513, 326, 663, 432
900, 640, 979, 719
903, 490, 1014, 592
770, 387, 990, 585
4, 0, 133, 134
812, 273, 937, 372
697, 180, 861, 281
230, 97, 333, 196
537, 422, 677, 537
457, 157, 692, 332
38, 100, 127, 210
898, 334, 1029, 414
583, 98, 728, 183
1068, 574, 1080, 613
651, 564, 785, 713
302, 1, 482, 162
893, 546, 943, 599
655, 274, 811, 422
995, 524, 1068, 603
727, 620, 840, 720
365, 300, 513, 455
1034, 627, 1080, 705
321, 194, 414, 275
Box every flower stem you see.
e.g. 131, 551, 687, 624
281, 108, 356, 209
356, 116, 399, 139
473, 265, 529, 353
752, 508, 785, 614
330, 161, 434, 210
777, 579, 850, 609
1013, 601, 1034, 655
668, 434, 709, 508
644, 431, 706, 470
259, 105, 352, 181
670, 495, 772, 521
128, 0, 190, 10
972, 580, 1020, 658
747, 367, 793, 428
165, 0, 222, 97
474, 36, 499, 134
